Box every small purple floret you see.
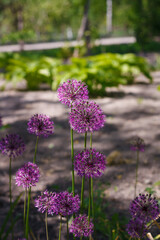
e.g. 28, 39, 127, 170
126, 218, 147, 238
129, 193, 160, 223
69, 214, 94, 237
130, 136, 145, 152
15, 162, 40, 189
27, 114, 54, 137
0, 134, 25, 158
57, 79, 89, 107
54, 191, 80, 217
35, 190, 57, 215
74, 148, 106, 178
69, 100, 105, 133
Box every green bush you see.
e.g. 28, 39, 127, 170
0, 52, 152, 95
53, 53, 152, 96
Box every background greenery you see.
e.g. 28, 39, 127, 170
0, 0, 160, 45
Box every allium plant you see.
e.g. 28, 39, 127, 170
0, 133, 25, 159
130, 136, 145, 152
69, 214, 94, 237
15, 162, 40, 189
0, 133, 25, 239
27, 114, 54, 163
74, 148, 106, 178
53, 191, 80, 240
69, 100, 105, 133
57, 79, 89, 198
130, 136, 145, 197
57, 79, 89, 107
16, 162, 40, 240
27, 114, 54, 138
35, 190, 57, 240
126, 218, 148, 239
54, 191, 80, 217
129, 194, 160, 223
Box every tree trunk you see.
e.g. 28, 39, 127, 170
73, 0, 90, 57
106, 0, 112, 34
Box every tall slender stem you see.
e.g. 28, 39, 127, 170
71, 128, 75, 196
90, 133, 92, 149
24, 188, 27, 232
81, 132, 87, 213
25, 187, 31, 240
9, 157, 14, 240
59, 216, 62, 240
33, 136, 39, 164
134, 150, 139, 197
45, 211, 49, 240
88, 177, 91, 221
67, 216, 69, 240
91, 177, 94, 219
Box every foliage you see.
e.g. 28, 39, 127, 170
53, 53, 152, 96
0, 53, 60, 90
84, 186, 129, 240
0, 52, 152, 95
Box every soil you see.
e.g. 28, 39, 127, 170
1, 72, 160, 239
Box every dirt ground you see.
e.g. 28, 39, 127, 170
1, 72, 160, 239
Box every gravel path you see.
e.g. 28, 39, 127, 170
0, 72, 160, 239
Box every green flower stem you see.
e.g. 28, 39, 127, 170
9, 157, 14, 240
71, 128, 75, 197
24, 188, 27, 232
134, 150, 139, 197
91, 177, 94, 220
90, 133, 92, 149
81, 132, 87, 213
67, 216, 69, 240
90, 133, 94, 220
59, 216, 62, 240
45, 211, 49, 240
88, 177, 91, 221
9, 157, 12, 206
33, 136, 39, 164
25, 187, 31, 240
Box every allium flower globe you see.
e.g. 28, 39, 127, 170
74, 148, 106, 178
54, 191, 80, 216
35, 190, 57, 215
69, 214, 94, 237
57, 79, 89, 107
130, 136, 145, 152
27, 114, 54, 137
126, 218, 147, 238
0, 134, 25, 158
69, 100, 105, 133
15, 162, 40, 188
129, 194, 160, 222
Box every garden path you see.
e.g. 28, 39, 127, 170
0, 72, 160, 239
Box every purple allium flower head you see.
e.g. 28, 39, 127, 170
15, 162, 40, 189
54, 191, 80, 217
126, 218, 148, 238
69, 214, 94, 237
74, 148, 106, 178
35, 190, 57, 215
0, 134, 25, 159
129, 194, 160, 223
57, 79, 89, 107
69, 100, 105, 133
27, 114, 54, 137
130, 136, 145, 152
